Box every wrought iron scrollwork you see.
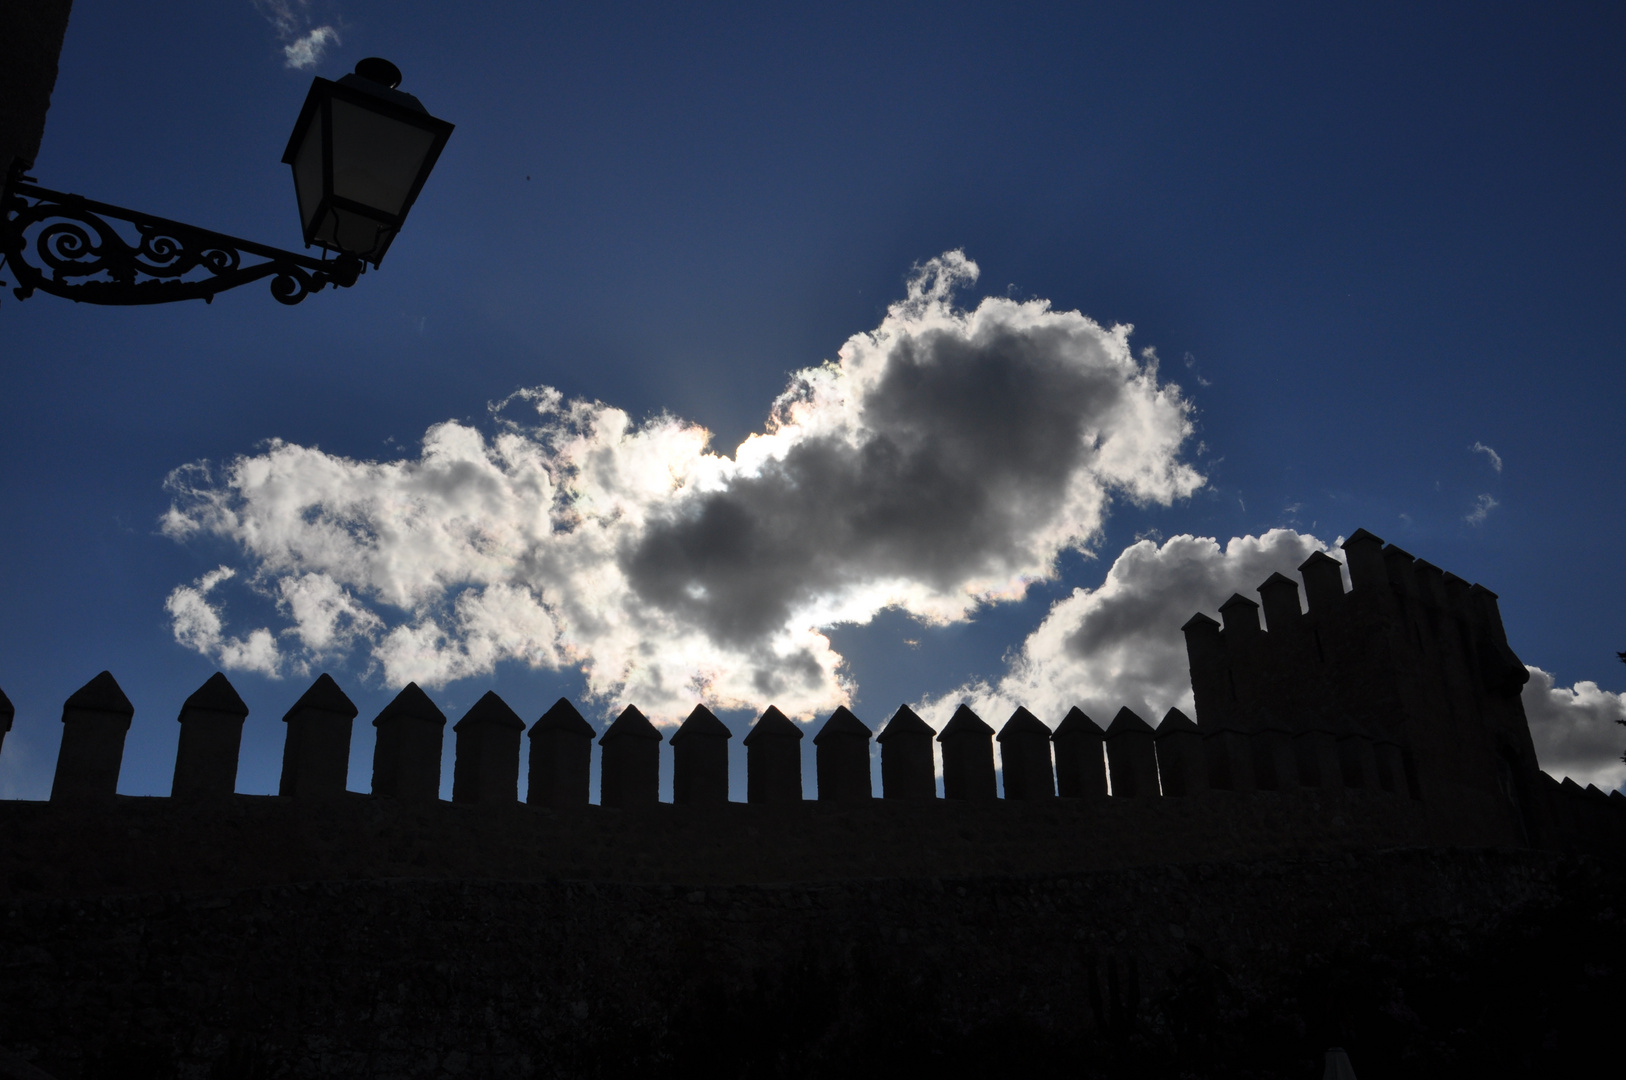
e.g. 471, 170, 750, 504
1, 174, 362, 306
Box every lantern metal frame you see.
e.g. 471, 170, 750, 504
280, 75, 454, 268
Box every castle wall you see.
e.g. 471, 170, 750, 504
1179, 529, 1582, 851
0, 787, 1431, 898
0, 526, 1622, 1076
0, 848, 1613, 1079
0, 526, 1618, 904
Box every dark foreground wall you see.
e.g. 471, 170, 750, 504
0, 0, 74, 180
0, 848, 1621, 1080
0, 789, 1433, 897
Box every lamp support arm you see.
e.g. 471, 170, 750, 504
1, 169, 363, 307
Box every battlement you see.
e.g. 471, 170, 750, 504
0, 527, 1619, 896
1179, 528, 1620, 850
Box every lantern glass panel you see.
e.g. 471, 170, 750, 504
329, 97, 439, 218
291, 108, 325, 236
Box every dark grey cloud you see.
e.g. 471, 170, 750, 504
624, 257, 1199, 648
161, 252, 1201, 719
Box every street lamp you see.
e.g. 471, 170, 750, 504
0, 58, 453, 306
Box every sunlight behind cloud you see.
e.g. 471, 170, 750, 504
161, 253, 1203, 719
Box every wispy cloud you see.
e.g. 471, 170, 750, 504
253, 1, 341, 70
283, 26, 339, 70
1466, 493, 1499, 525
1470, 440, 1503, 473
161, 252, 1204, 719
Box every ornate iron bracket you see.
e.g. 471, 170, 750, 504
0, 169, 363, 306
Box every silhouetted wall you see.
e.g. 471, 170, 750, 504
0, 1, 73, 181
0, 527, 1621, 897
1, 848, 1618, 1079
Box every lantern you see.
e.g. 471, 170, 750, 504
281, 58, 454, 267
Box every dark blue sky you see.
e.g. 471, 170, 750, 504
2, 0, 1622, 799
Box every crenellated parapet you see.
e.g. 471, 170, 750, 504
1178, 528, 1612, 850
0, 526, 1619, 875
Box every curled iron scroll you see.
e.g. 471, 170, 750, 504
1, 177, 359, 306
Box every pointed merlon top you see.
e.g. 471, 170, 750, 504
283, 673, 357, 722
1298, 550, 1343, 573
600, 704, 662, 744
813, 705, 871, 744
743, 705, 803, 744
670, 703, 731, 744
876, 703, 934, 742
454, 690, 525, 731
1104, 706, 1154, 735
182, 672, 250, 719
0, 684, 14, 724
1157, 707, 1197, 732
531, 696, 594, 738
64, 671, 134, 717
996, 706, 1050, 741
1257, 571, 1300, 593
1180, 612, 1221, 633
1053, 706, 1103, 738
373, 682, 446, 727
1218, 593, 1259, 612
1382, 543, 1415, 563
937, 703, 993, 741
1342, 527, 1385, 549
1468, 582, 1499, 601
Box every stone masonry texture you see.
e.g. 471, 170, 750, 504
0, 847, 1620, 1078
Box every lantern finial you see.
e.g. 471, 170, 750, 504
354, 57, 402, 90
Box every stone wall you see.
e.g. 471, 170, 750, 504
3, 526, 1624, 1077
0, 848, 1620, 1079
0, 788, 1430, 898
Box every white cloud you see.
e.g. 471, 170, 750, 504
1466, 493, 1498, 525
277, 572, 382, 653
161, 252, 1203, 719
163, 567, 283, 677
1522, 666, 1626, 792
917, 528, 1626, 795
283, 26, 339, 70
1470, 441, 1503, 473
253, 1, 340, 70
919, 529, 1337, 729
